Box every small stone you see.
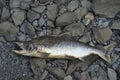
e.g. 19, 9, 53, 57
39, 0, 48, 3
54, 0, 72, 5
30, 58, 46, 76
32, 6, 46, 13
64, 75, 72, 80
38, 17, 46, 27
47, 3, 58, 21
33, 20, 38, 26
66, 60, 80, 75
67, 0, 79, 11
64, 22, 85, 36
80, 72, 91, 80
0, 22, 19, 36
11, 9, 26, 25
39, 70, 48, 80
110, 21, 120, 30
27, 10, 40, 22
56, 12, 77, 27
111, 53, 119, 63
18, 32, 26, 41
20, 1, 30, 10
81, 0, 92, 10
20, 21, 27, 33
47, 68, 66, 78
26, 23, 36, 37
93, 28, 112, 44
1, 7, 10, 20
9, 0, 21, 8
84, 12, 94, 25
75, 7, 87, 20
47, 20, 54, 28
5, 34, 17, 41
74, 72, 81, 80
53, 27, 62, 35
0, 0, 6, 7
108, 68, 117, 80
59, 5, 67, 14
79, 32, 91, 43
93, 0, 120, 17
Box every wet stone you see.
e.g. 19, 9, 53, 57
32, 6, 46, 13
93, 27, 112, 44
64, 22, 85, 36
47, 3, 58, 21
11, 9, 26, 25
27, 10, 40, 22
108, 68, 117, 80
1, 7, 10, 20
56, 12, 77, 27
67, 0, 79, 11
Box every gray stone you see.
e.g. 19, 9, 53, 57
39, 70, 48, 80
75, 7, 87, 20
38, 17, 45, 27
20, 21, 27, 33
47, 68, 66, 78
67, 0, 79, 11
20, 76, 35, 80
53, 27, 61, 35
93, 0, 120, 17
27, 10, 40, 22
81, 0, 92, 10
1, 7, 10, 20
32, 6, 46, 13
110, 21, 120, 30
56, 12, 77, 27
64, 75, 72, 80
74, 72, 81, 80
108, 68, 117, 80
79, 32, 91, 43
47, 20, 54, 28
26, 23, 36, 37
20, 1, 30, 10
0, 22, 19, 36
39, 0, 48, 3
93, 28, 112, 44
64, 22, 85, 36
59, 5, 67, 14
0, 0, 6, 7
30, 58, 46, 76
11, 9, 26, 25
47, 3, 58, 21
18, 32, 26, 41
9, 0, 21, 8
5, 34, 16, 41
33, 20, 38, 26
80, 72, 91, 80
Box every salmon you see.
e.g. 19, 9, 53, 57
12, 36, 111, 63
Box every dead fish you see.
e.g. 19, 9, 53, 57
12, 36, 111, 63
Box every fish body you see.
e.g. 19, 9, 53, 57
13, 36, 111, 63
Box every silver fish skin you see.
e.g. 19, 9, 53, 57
13, 36, 111, 63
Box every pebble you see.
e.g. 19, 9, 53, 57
53, 27, 61, 35
20, 1, 30, 10
93, 0, 120, 17
93, 27, 112, 44
9, 0, 21, 8
47, 3, 58, 21
38, 17, 46, 27
0, 0, 6, 7
56, 12, 77, 27
32, 6, 46, 13
47, 68, 66, 79
18, 32, 26, 41
64, 75, 72, 80
80, 72, 91, 80
11, 9, 26, 25
75, 7, 87, 20
110, 20, 120, 30
81, 0, 92, 10
47, 20, 54, 28
27, 10, 40, 22
108, 68, 117, 80
33, 20, 38, 26
64, 22, 85, 36
74, 72, 81, 80
1, 7, 10, 20
5, 34, 17, 41
39, 70, 48, 80
67, 0, 79, 11
0, 22, 19, 36
79, 32, 91, 43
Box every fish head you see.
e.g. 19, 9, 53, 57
12, 42, 40, 57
